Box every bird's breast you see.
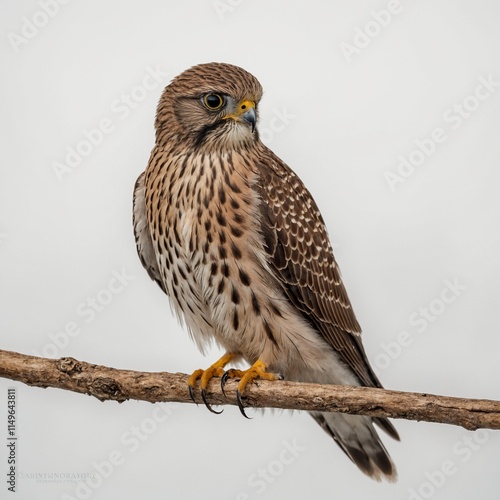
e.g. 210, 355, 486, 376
145, 147, 272, 355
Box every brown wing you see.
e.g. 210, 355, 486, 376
255, 147, 382, 389
133, 172, 168, 295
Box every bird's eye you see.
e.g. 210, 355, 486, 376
203, 93, 224, 110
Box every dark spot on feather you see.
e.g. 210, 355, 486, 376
172, 286, 180, 305
222, 262, 230, 277
227, 152, 234, 169
216, 212, 227, 227
238, 268, 251, 286
217, 279, 225, 294
219, 246, 227, 259
179, 156, 188, 178
230, 225, 243, 238
231, 242, 242, 259
234, 213, 244, 224
173, 223, 180, 243
263, 319, 278, 347
269, 301, 284, 318
231, 286, 240, 305
178, 265, 186, 280
251, 292, 261, 314
229, 181, 241, 194
232, 310, 239, 330
218, 185, 226, 204
210, 262, 218, 276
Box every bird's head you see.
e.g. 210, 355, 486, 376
155, 62, 263, 150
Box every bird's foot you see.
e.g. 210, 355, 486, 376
221, 359, 283, 418
188, 352, 236, 414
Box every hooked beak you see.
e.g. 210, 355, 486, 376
224, 99, 256, 132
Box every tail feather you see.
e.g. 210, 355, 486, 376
373, 416, 400, 441
311, 412, 398, 482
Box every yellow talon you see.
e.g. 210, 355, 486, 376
188, 352, 236, 413
222, 359, 282, 418
237, 360, 279, 393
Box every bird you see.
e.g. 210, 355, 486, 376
133, 62, 399, 481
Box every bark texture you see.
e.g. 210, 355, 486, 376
0, 349, 498, 431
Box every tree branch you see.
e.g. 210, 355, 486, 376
0, 349, 498, 431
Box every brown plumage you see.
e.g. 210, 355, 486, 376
133, 62, 399, 481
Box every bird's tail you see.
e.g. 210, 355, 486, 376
311, 411, 399, 482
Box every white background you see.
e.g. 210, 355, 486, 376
1, 1, 500, 499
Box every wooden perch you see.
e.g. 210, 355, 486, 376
0, 349, 498, 431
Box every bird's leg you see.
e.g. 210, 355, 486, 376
188, 352, 237, 414
221, 359, 283, 418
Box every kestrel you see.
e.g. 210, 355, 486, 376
133, 62, 399, 481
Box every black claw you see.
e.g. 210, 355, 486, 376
277, 373, 284, 380
188, 385, 198, 405
201, 388, 223, 415
221, 371, 231, 396
236, 390, 251, 419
